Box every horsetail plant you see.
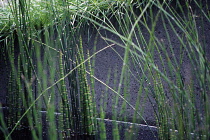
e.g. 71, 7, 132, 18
59, 50, 71, 138
76, 36, 95, 136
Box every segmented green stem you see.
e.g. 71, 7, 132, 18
77, 37, 95, 135
59, 50, 70, 135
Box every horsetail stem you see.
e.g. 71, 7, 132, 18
59, 50, 70, 134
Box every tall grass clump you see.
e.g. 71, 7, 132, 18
0, 0, 210, 140
74, 0, 210, 139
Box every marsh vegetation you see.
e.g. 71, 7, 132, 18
0, 0, 210, 139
